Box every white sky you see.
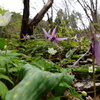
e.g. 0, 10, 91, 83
0, 0, 90, 28
0, 0, 23, 12
0, 0, 84, 19
0, 0, 58, 20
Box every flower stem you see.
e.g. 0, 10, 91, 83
4, 27, 9, 76
5, 63, 9, 76
92, 55, 96, 100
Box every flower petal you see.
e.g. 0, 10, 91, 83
48, 29, 51, 34
96, 34, 100, 38
22, 34, 30, 40
92, 33, 100, 67
4, 11, 12, 23
48, 48, 57, 55
0, 16, 7, 26
56, 37, 68, 41
52, 27, 56, 37
0, 11, 12, 26
71, 34, 78, 41
42, 28, 51, 38
4, 11, 12, 17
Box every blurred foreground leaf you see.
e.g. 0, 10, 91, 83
5, 64, 63, 100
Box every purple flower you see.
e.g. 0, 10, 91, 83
90, 33, 100, 68
42, 27, 68, 48
96, 34, 100, 38
71, 34, 78, 41
22, 34, 30, 40
72, 33, 100, 68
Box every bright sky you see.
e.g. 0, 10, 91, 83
0, 0, 83, 18
0, 0, 47, 19
0, 0, 23, 12
0, 0, 61, 20
0, 0, 89, 28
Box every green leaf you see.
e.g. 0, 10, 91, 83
0, 38, 6, 49
53, 86, 66, 96
60, 68, 74, 85
60, 82, 84, 100
65, 48, 76, 59
0, 73, 14, 85
46, 97, 60, 100
5, 64, 63, 100
0, 81, 8, 100
0, 50, 24, 66
31, 58, 60, 72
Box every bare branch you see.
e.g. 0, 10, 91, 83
29, 0, 54, 27
95, 0, 98, 11
77, 0, 92, 22
77, 0, 100, 32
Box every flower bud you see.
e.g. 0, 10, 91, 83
81, 91, 87, 96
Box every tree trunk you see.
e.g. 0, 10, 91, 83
20, 0, 29, 38
20, 0, 54, 38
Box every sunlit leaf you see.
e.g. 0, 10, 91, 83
5, 64, 63, 100
0, 81, 8, 100
0, 38, 6, 49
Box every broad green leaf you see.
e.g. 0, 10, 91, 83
0, 73, 14, 85
0, 56, 9, 66
60, 68, 74, 85
46, 97, 60, 100
0, 38, 6, 49
31, 58, 61, 72
0, 81, 8, 100
5, 64, 63, 100
60, 82, 84, 100
0, 50, 24, 66
53, 86, 66, 96
65, 48, 76, 59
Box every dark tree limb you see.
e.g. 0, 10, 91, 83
29, 0, 53, 27
20, 0, 54, 38
28, 0, 54, 35
20, 0, 29, 38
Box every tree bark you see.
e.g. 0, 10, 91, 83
20, 0, 29, 38
20, 0, 54, 38
28, 0, 54, 35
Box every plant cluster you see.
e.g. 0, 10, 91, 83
0, 11, 100, 100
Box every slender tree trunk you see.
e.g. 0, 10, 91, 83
20, 0, 54, 38
20, 0, 29, 38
